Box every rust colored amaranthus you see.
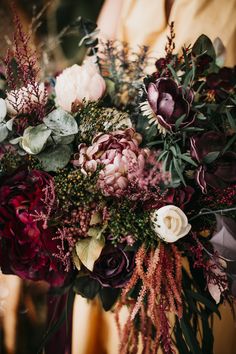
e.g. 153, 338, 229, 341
115, 243, 183, 354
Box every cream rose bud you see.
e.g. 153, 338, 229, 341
5, 83, 46, 115
151, 205, 191, 243
55, 61, 106, 112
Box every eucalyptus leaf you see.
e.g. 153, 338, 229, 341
37, 144, 72, 171
43, 108, 78, 136
49, 134, 75, 145
0, 124, 8, 142
75, 236, 105, 271
21, 124, 52, 155
6, 118, 14, 131
0, 98, 7, 121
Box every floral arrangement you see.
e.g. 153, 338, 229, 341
0, 18, 236, 354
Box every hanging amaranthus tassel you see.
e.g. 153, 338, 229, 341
115, 242, 183, 354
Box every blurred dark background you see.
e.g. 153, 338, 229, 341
0, 0, 104, 70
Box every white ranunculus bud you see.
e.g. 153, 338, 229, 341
0, 98, 7, 121
5, 83, 46, 116
55, 61, 106, 112
151, 205, 191, 243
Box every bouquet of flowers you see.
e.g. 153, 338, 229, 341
0, 17, 236, 354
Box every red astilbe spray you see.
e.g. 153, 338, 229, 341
4, 12, 47, 122
115, 243, 183, 354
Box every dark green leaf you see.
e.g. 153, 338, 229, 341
180, 317, 202, 354
202, 151, 220, 164
222, 134, 236, 154
201, 312, 214, 354
167, 64, 181, 84
173, 157, 186, 186
186, 290, 221, 318
226, 110, 236, 130
175, 114, 186, 129
99, 287, 120, 311
179, 154, 198, 166
73, 276, 101, 299
192, 35, 216, 60
174, 319, 190, 354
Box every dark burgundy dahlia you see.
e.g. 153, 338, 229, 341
0, 170, 67, 286
147, 78, 195, 132
190, 131, 236, 193
91, 244, 135, 288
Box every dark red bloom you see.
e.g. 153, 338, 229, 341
0, 170, 67, 286
190, 132, 236, 193
91, 244, 135, 288
165, 186, 194, 210
147, 78, 195, 132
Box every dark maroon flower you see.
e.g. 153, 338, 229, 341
91, 244, 135, 288
205, 67, 236, 101
190, 132, 236, 193
147, 78, 195, 132
0, 170, 67, 286
165, 186, 194, 210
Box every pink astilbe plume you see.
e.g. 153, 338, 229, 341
52, 227, 75, 272
30, 178, 57, 230
115, 243, 183, 354
4, 11, 47, 121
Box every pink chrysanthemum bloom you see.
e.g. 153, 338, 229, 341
74, 128, 150, 197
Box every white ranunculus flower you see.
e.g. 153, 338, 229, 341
0, 98, 7, 121
5, 83, 46, 116
151, 205, 191, 243
55, 61, 106, 112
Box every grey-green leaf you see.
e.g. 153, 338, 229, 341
43, 108, 78, 136
0, 124, 8, 142
37, 144, 72, 171
21, 124, 51, 155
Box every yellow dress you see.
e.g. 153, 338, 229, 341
117, 0, 236, 67
73, 1, 236, 353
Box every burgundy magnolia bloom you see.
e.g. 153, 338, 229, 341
0, 170, 67, 286
91, 244, 135, 288
147, 78, 195, 132
190, 131, 236, 193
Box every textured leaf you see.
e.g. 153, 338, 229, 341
75, 236, 105, 271
43, 108, 78, 136
21, 124, 51, 155
37, 144, 72, 171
